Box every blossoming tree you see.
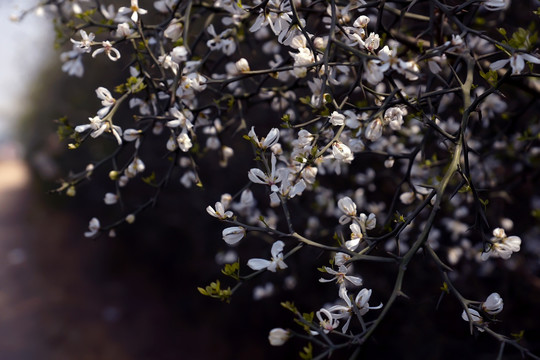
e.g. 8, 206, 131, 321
13, 0, 540, 358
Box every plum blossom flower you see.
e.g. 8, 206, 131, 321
483, 0, 509, 11
248, 127, 280, 149
206, 201, 233, 220
332, 141, 354, 163
95, 87, 116, 118
248, 153, 285, 189
481, 227, 521, 260
118, 0, 147, 22
247, 240, 288, 272
329, 111, 345, 126
61, 45, 85, 77
357, 212, 376, 234
329, 287, 382, 332
363, 33, 380, 52
176, 132, 192, 152
315, 308, 339, 334
355, 288, 383, 315
490, 53, 540, 75
365, 60, 387, 85
104, 192, 118, 205
482, 293, 503, 315
115, 23, 133, 38
384, 107, 406, 131
75, 116, 123, 145
268, 328, 290, 346
461, 308, 485, 332
70, 29, 94, 52
365, 118, 383, 141
337, 197, 357, 225
206, 24, 236, 55
164, 18, 183, 41
92, 41, 121, 61
319, 264, 363, 288
222, 226, 246, 245
84, 217, 100, 237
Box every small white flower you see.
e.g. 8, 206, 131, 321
268, 328, 290, 346
319, 264, 363, 287
332, 141, 354, 163
248, 127, 280, 149
92, 41, 121, 61
483, 0, 509, 11
118, 0, 147, 22
206, 202, 233, 220
461, 308, 485, 331
482, 293, 503, 315
400, 191, 416, 205
70, 29, 95, 52
481, 227, 521, 260
235, 58, 250, 73
248, 153, 284, 189
490, 53, 540, 75
357, 213, 376, 234
364, 33, 380, 52
84, 217, 100, 237
116, 22, 133, 38
316, 308, 340, 334
365, 118, 383, 141
222, 226, 246, 245
104, 192, 118, 205
176, 132, 193, 152
95, 87, 116, 118
125, 214, 136, 224
328, 287, 382, 333
329, 111, 345, 126
123, 129, 141, 142
337, 196, 357, 225
384, 107, 405, 131
247, 240, 288, 273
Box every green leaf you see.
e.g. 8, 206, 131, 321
281, 301, 298, 313
221, 261, 240, 280
299, 342, 313, 360
142, 172, 157, 186
440, 282, 449, 294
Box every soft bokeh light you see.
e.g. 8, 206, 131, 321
0, 0, 53, 154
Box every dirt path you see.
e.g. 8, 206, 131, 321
0, 159, 131, 360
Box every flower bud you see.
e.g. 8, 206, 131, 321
66, 185, 76, 197
482, 293, 503, 315
268, 328, 290, 346
109, 170, 120, 180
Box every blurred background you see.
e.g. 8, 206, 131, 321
1, 1, 539, 360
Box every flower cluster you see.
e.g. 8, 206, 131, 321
16, 0, 540, 358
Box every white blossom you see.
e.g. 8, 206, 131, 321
490, 53, 540, 75
332, 141, 354, 163
482, 293, 504, 315
92, 41, 121, 61
222, 226, 246, 245
319, 264, 363, 287
461, 308, 485, 331
247, 240, 288, 272
481, 228, 521, 260
206, 202, 233, 220
84, 217, 100, 238
70, 29, 94, 52
268, 328, 290, 346
118, 0, 147, 22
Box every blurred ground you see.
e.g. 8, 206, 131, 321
0, 148, 281, 360
0, 155, 131, 360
